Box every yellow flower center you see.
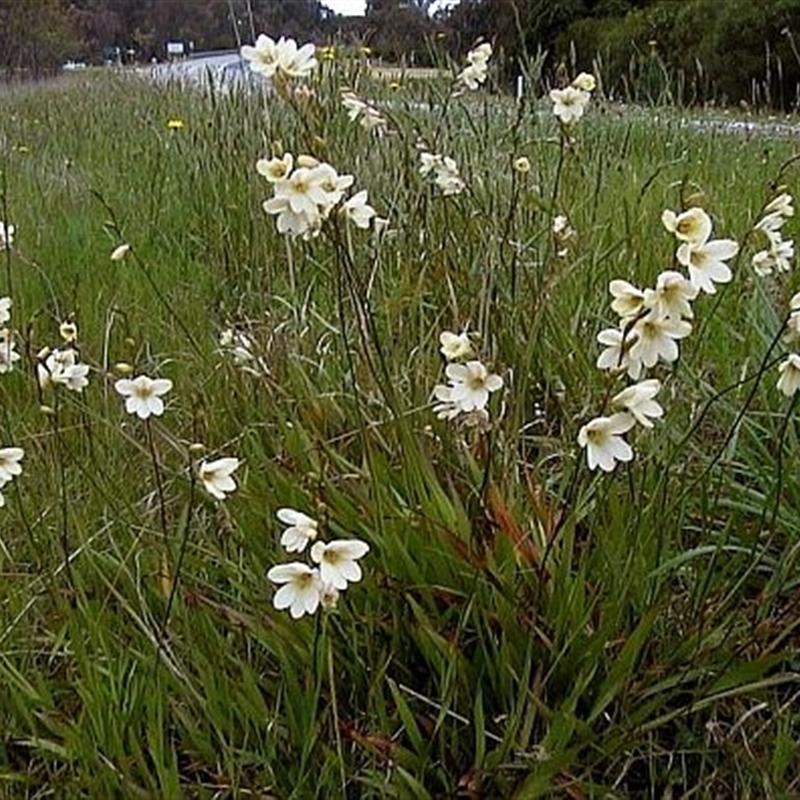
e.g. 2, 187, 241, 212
465, 372, 487, 391
132, 384, 154, 400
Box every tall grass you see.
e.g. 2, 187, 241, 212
0, 59, 799, 797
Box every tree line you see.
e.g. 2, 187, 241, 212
3, 0, 800, 108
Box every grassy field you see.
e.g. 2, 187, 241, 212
1, 53, 800, 798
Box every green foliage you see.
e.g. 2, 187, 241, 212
0, 0, 80, 77
560, 0, 800, 108
1, 57, 800, 796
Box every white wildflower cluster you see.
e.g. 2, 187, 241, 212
219, 327, 269, 376
0, 292, 25, 510
0, 446, 24, 508
240, 34, 318, 81
37, 348, 89, 392
752, 192, 794, 277
0, 298, 20, 374
432, 330, 503, 426
580, 206, 739, 471
37, 319, 90, 392
0, 221, 14, 250
456, 42, 492, 91
267, 508, 369, 619
662, 207, 739, 295
258, 152, 376, 239
550, 72, 596, 125
340, 90, 389, 134
419, 152, 465, 196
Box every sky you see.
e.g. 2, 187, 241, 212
324, 0, 458, 16
325, 0, 366, 13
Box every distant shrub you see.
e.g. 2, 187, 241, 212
558, 0, 800, 108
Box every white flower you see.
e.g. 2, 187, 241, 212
752, 238, 794, 277
419, 152, 465, 196
571, 72, 596, 92
0, 331, 20, 374
263, 159, 359, 237
577, 413, 635, 472
0, 297, 11, 326
267, 562, 323, 618
110, 243, 131, 261
456, 43, 491, 89
342, 190, 376, 229
549, 86, 590, 124
340, 92, 388, 133
434, 157, 465, 196
262, 196, 320, 239
552, 215, 575, 238
444, 360, 503, 412
0, 447, 24, 486
59, 362, 89, 391
37, 348, 88, 390
220, 328, 254, 365
114, 374, 173, 419
340, 90, 368, 120
612, 379, 663, 428
432, 389, 493, 428
0, 222, 15, 250
419, 152, 440, 177
457, 61, 488, 90
677, 237, 740, 294
256, 153, 294, 183
596, 327, 642, 380
764, 193, 794, 218
273, 166, 331, 217
431, 385, 462, 420
439, 331, 473, 361
320, 584, 340, 609
786, 293, 800, 340
241, 34, 281, 78
661, 207, 712, 245
467, 42, 492, 65
643, 270, 698, 319
777, 353, 800, 397
630, 312, 692, 368
277, 508, 318, 553
310, 539, 370, 590
312, 163, 354, 211
755, 211, 786, 244
609, 280, 645, 319
199, 457, 240, 500
513, 156, 531, 174
276, 37, 318, 78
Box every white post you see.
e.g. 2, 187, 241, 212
516, 74, 524, 102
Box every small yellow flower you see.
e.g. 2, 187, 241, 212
320, 46, 335, 61
166, 118, 185, 130
389, 81, 401, 90
359, 46, 372, 56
